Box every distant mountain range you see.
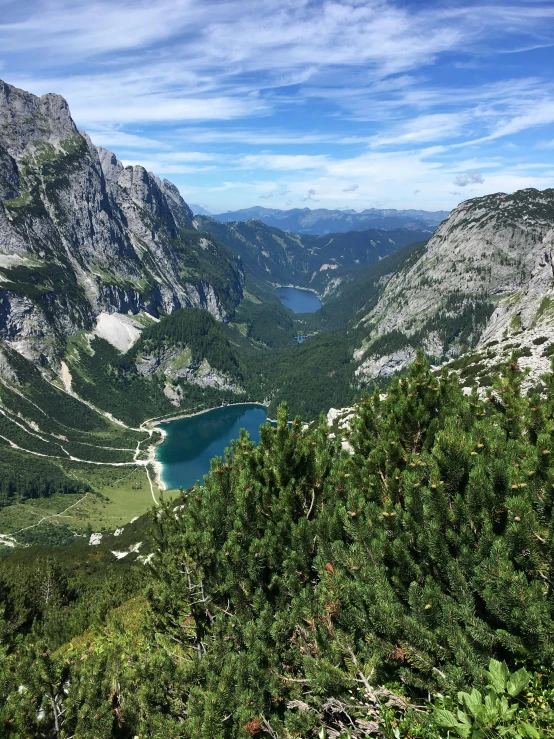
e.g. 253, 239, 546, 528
194, 215, 428, 292
192, 205, 449, 236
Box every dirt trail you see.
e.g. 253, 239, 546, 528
11, 493, 92, 536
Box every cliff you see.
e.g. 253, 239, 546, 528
0, 80, 243, 367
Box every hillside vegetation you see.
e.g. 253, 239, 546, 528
195, 215, 428, 292
2, 355, 554, 737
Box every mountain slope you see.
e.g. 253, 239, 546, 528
0, 80, 243, 369
194, 215, 428, 290
352, 187, 554, 383
207, 205, 449, 235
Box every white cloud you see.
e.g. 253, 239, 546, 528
174, 129, 365, 145
120, 159, 215, 174
159, 152, 218, 162
487, 100, 554, 141
3, 1, 554, 212
371, 113, 468, 147
87, 129, 170, 150
5, 1, 554, 127
454, 171, 485, 187
239, 154, 328, 171
76, 96, 264, 125
0, 1, 191, 57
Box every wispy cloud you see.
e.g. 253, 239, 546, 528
302, 188, 318, 202
1, 0, 554, 210
454, 171, 485, 186
87, 129, 171, 150
240, 154, 328, 171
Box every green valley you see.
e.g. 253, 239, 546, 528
2, 75, 554, 739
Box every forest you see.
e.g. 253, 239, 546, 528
1, 353, 553, 737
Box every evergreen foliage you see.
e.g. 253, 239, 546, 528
0, 445, 90, 507
2, 355, 554, 737
128, 307, 241, 379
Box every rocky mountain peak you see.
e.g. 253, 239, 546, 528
0, 80, 76, 158
0, 78, 242, 369
354, 186, 554, 384
97, 146, 124, 184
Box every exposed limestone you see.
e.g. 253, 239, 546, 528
60, 361, 72, 392
356, 348, 416, 383
94, 312, 143, 353
0, 79, 243, 370
163, 383, 183, 407
353, 188, 554, 383
137, 347, 244, 395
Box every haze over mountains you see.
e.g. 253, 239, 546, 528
191, 204, 449, 236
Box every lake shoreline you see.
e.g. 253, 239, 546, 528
275, 285, 322, 314
148, 401, 270, 491
274, 283, 322, 298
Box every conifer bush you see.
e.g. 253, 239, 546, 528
2, 352, 554, 737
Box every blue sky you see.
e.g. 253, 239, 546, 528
1, 0, 554, 213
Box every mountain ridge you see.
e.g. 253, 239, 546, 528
201, 204, 450, 235
0, 79, 243, 369
351, 187, 554, 386
194, 214, 429, 292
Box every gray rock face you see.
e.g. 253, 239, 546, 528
136, 346, 243, 394
97, 146, 123, 185
355, 348, 416, 382
0, 80, 242, 366
0, 81, 75, 158
354, 188, 554, 383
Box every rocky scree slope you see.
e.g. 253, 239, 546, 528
0, 80, 242, 369
354, 187, 554, 385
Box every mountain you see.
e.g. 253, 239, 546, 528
189, 203, 213, 215
0, 80, 243, 370
3, 76, 554, 548
194, 215, 429, 290
249, 186, 554, 418
351, 187, 554, 386
207, 205, 449, 235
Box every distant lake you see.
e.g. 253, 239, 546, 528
276, 286, 322, 314
156, 404, 268, 490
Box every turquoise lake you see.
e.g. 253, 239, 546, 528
275, 286, 322, 313
156, 404, 268, 490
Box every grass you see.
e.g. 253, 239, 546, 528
168, 346, 194, 372
536, 297, 554, 323
510, 314, 522, 332
0, 464, 180, 543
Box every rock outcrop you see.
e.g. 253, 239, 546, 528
0, 80, 243, 368
354, 188, 554, 384
136, 346, 244, 395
